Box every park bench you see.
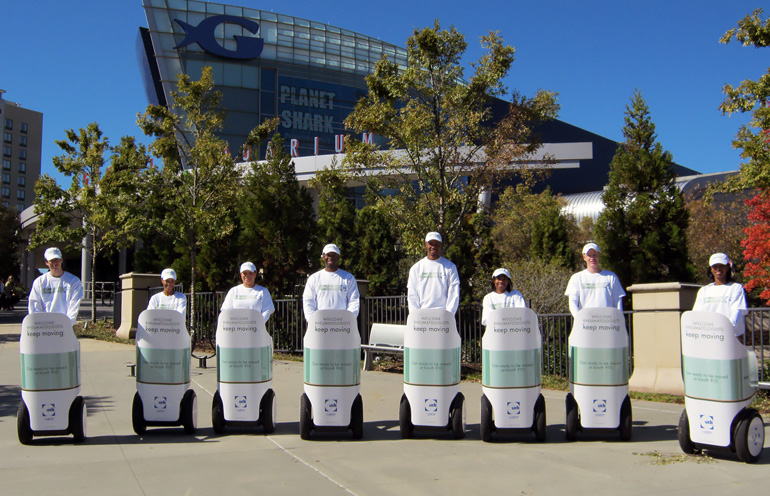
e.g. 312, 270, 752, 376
361, 323, 406, 371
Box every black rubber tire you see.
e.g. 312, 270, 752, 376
260, 389, 276, 434
132, 392, 146, 435
735, 408, 765, 463
450, 393, 465, 440
181, 389, 197, 435
69, 396, 86, 443
619, 395, 633, 441
299, 393, 312, 440
565, 393, 579, 441
677, 409, 698, 454
212, 390, 226, 434
17, 400, 33, 445
480, 394, 493, 442
399, 394, 414, 439
534, 394, 547, 443
350, 394, 364, 440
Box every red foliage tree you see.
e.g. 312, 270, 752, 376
742, 191, 770, 303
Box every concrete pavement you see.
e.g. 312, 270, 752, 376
0, 315, 768, 496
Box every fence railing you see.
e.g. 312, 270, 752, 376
745, 308, 770, 385
83, 281, 117, 306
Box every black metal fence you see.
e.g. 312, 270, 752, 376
745, 308, 770, 385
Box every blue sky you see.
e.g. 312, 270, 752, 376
3, 1, 767, 182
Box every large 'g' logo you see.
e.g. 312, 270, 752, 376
174, 15, 264, 60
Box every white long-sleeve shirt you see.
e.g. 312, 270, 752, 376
407, 257, 461, 315
303, 269, 360, 319
28, 271, 84, 326
564, 269, 625, 317
220, 284, 275, 323
693, 282, 747, 335
481, 290, 527, 326
147, 292, 187, 321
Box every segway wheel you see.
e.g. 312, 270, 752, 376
450, 393, 465, 440
677, 409, 698, 454
619, 395, 632, 441
17, 400, 33, 445
533, 394, 547, 443
350, 394, 364, 440
212, 390, 226, 434
480, 394, 493, 442
69, 396, 86, 443
565, 393, 579, 441
132, 392, 146, 435
181, 389, 197, 435
399, 394, 414, 439
299, 393, 312, 440
260, 389, 276, 434
735, 408, 765, 463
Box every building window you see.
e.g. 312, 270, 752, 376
20, 122, 28, 133
16, 190, 24, 200
2, 201, 8, 207
16, 203, 24, 212
4, 119, 12, 130
1, 187, 9, 197
19, 149, 26, 160
19, 136, 27, 147
3, 146, 10, 157
2, 173, 9, 184
3, 132, 11, 143
2, 159, 10, 170
19, 162, 26, 173
18, 176, 25, 187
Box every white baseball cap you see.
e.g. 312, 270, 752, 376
425, 232, 443, 243
709, 253, 730, 267
322, 244, 340, 256
582, 242, 600, 255
492, 268, 511, 280
240, 262, 257, 273
160, 268, 177, 281
44, 247, 63, 261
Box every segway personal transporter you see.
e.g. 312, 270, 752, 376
565, 307, 632, 441
212, 308, 275, 434
17, 312, 86, 444
480, 307, 546, 442
678, 311, 765, 463
299, 309, 363, 439
399, 308, 465, 439
132, 309, 197, 435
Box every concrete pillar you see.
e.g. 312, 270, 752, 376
627, 282, 700, 395
115, 273, 161, 339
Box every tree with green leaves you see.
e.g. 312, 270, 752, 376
238, 134, 316, 297
595, 90, 692, 286
349, 204, 403, 296
309, 164, 356, 266
344, 21, 558, 255
31, 124, 151, 321
0, 205, 22, 285
138, 67, 276, 327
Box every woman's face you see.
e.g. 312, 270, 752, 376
711, 263, 728, 285
494, 276, 509, 294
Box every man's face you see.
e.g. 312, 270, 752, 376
426, 240, 442, 260
162, 278, 176, 295
583, 249, 600, 272
45, 258, 64, 277
241, 270, 256, 288
322, 252, 340, 271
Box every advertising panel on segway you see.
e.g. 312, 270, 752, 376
565, 306, 632, 441
132, 309, 197, 435
212, 308, 275, 434
481, 307, 545, 442
678, 311, 765, 463
300, 309, 363, 439
18, 312, 86, 444
399, 307, 465, 439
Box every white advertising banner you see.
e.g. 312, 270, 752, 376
303, 309, 360, 426
136, 309, 191, 422
482, 307, 542, 428
20, 312, 80, 431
